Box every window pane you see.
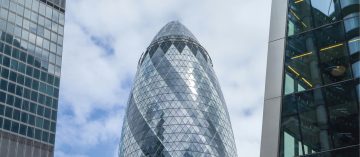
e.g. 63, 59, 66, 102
284, 31, 320, 94
280, 80, 359, 156
316, 22, 352, 84
288, 0, 313, 36
284, 22, 354, 95
305, 145, 359, 157
287, 0, 343, 36
310, 0, 342, 27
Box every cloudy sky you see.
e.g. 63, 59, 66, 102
55, 0, 272, 156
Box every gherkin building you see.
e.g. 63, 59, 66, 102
118, 21, 237, 157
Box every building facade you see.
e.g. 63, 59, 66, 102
261, 0, 359, 157
0, 0, 65, 156
118, 21, 237, 157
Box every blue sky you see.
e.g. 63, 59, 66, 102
55, 0, 272, 156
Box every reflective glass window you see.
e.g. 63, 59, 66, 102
315, 22, 352, 84
280, 80, 359, 157
304, 145, 359, 156
284, 22, 353, 95
19, 124, 26, 136
284, 31, 320, 94
287, 0, 343, 36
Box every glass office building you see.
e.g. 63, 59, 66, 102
261, 0, 359, 157
0, 0, 65, 157
118, 21, 237, 157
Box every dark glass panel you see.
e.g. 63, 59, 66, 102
35, 128, 42, 140
284, 22, 353, 95
0, 104, 4, 115
0, 90, 6, 102
29, 102, 37, 114
36, 116, 43, 128
48, 74, 54, 84
3, 118, 11, 130
16, 74, 24, 85
315, 22, 352, 84
284, 31, 320, 94
160, 41, 172, 53
52, 98, 58, 109
43, 119, 49, 130
5, 106, 13, 118
4, 44, 11, 56
148, 44, 159, 57
51, 110, 57, 120
26, 66, 33, 76
49, 133, 55, 144
287, 0, 344, 36
42, 131, 49, 142
54, 77, 60, 87
288, 0, 313, 36
30, 91, 38, 102
28, 114, 35, 125
0, 79, 7, 91
280, 80, 359, 157
1, 67, 9, 78
310, 0, 342, 27
23, 88, 30, 99
21, 100, 29, 111
44, 107, 50, 118
15, 85, 23, 96
2, 56, 10, 67
11, 121, 19, 133
46, 96, 52, 107
20, 112, 27, 123
12, 109, 20, 121
19, 124, 26, 136
27, 126, 34, 138
50, 122, 56, 132
7, 82, 15, 94
32, 79, 39, 90
37, 105, 44, 116
14, 97, 21, 108
24, 77, 32, 88
304, 145, 359, 157
33, 68, 40, 79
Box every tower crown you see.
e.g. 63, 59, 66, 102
151, 21, 198, 43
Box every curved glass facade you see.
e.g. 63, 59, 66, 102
280, 0, 359, 156
118, 21, 237, 157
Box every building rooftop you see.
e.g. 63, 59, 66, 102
151, 21, 198, 43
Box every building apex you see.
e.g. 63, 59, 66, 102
151, 21, 198, 43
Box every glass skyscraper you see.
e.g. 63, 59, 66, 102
261, 0, 359, 157
0, 0, 65, 157
118, 21, 237, 157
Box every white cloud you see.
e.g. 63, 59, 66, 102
56, 0, 271, 156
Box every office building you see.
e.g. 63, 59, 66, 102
261, 0, 359, 157
0, 0, 65, 156
118, 21, 237, 157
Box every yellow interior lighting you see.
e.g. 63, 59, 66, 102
287, 65, 314, 88
291, 52, 312, 59
349, 38, 360, 43
287, 66, 300, 76
295, 0, 304, 3
290, 10, 307, 28
301, 77, 313, 87
320, 43, 343, 51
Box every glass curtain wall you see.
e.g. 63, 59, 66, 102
0, 0, 65, 156
280, 0, 359, 156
